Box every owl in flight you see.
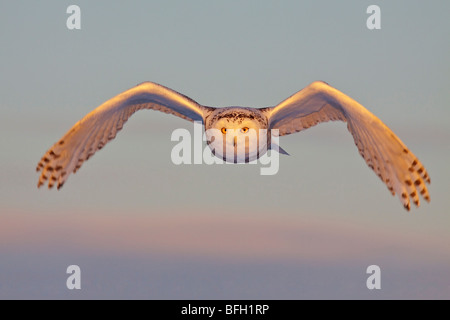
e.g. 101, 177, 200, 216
36, 81, 430, 210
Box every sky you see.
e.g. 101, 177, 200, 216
0, 1, 449, 299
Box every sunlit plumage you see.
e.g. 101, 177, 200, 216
36, 81, 430, 210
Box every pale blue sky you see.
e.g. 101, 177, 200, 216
1, 1, 449, 299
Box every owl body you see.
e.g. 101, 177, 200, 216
36, 81, 430, 210
204, 107, 270, 163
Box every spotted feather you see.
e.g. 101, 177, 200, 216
263, 81, 430, 210
36, 82, 214, 189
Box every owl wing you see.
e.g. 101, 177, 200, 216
262, 81, 430, 210
37, 82, 214, 189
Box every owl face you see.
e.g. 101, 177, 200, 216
205, 108, 269, 163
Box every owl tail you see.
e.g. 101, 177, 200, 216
269, 141, 290, 156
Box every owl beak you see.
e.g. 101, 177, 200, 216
233, 136, 237, 147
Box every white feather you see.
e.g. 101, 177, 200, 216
36, 82, 212, 189
263, 81, 430, 210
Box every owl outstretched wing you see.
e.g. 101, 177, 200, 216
262, 81, 430, 210
37, 82, 214, 189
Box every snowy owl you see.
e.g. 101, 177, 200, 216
36, 81, 430, 210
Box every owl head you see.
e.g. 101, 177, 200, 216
204, 107, 269, 163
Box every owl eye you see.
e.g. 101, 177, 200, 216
221, 127, 227, 134
241, 127, 249, 133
